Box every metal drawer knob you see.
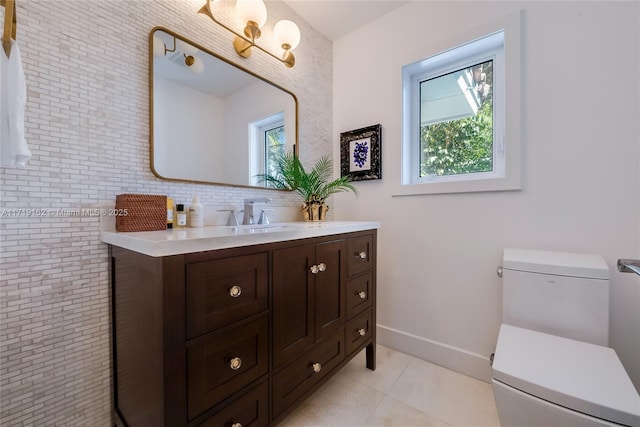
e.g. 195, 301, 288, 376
229, 285, 242, 298
229, 357, 242, 370
231, 423, 243, 427
358, 328, 366, 336
358, 251, 367, 259
310, 264, 319, 274
312, 362, 322, 373
318, 262, 326, 272
358, 291, 366, 299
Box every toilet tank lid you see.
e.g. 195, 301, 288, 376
503, 248, 609, 279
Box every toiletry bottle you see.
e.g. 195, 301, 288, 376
188, 195, 203, 228
167, 197, 174, 229
175, 204, 187, 228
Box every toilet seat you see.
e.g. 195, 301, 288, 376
493, 324, 640, 426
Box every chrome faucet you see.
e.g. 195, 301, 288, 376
242, 198, 271, 225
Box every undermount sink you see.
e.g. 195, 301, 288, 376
229, 224, 289, 234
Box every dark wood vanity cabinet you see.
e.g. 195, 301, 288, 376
111, 230, 376, 427
272, 239, 346, 369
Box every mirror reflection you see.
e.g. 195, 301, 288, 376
150, 28, 298, 187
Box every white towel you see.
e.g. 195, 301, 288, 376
1, 39, 31, 168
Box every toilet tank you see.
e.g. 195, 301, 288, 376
502, 248, 610, 346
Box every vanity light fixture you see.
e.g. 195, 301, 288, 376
153, 34, 205, 74
198, 0, 301, 68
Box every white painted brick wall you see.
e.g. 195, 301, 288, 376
0, 0, 332, 424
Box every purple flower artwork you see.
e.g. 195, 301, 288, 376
340, 124, 381, 181
349, 138, 371, 171
353, 141, 368, 168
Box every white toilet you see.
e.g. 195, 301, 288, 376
492, 248, 640, 427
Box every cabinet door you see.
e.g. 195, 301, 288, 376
273, 243, 316, 368
314, 239, 346, 340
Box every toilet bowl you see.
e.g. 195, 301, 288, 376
493, 324, 640, 426
493, 248, 640, 427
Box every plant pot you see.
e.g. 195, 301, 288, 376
301, 201, 329, 222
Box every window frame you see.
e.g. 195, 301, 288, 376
249, 112, 285, 186
396, 11, 521, 196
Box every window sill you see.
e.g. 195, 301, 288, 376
392, 176, 521, 196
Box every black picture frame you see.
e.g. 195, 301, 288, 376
340, 124, 382, 181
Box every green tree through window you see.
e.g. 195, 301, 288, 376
265, 125, 285, 178
420, 60, 493, 177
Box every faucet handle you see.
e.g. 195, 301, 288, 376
258, 209, 273, 225
217, 209, 239, 226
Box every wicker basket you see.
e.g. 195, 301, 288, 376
115, 194, 167, 232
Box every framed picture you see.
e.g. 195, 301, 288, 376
340, 124, 382, 181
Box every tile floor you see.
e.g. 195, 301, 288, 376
278, 345, 501, 427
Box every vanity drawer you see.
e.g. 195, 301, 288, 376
346, 272, 373, 318
346, 309, 373, 355
347, 235, 373, 277
187, 317, 269, 420
272, 329, 345, 418
197, 381, 269, 427
186, 252, 268, 339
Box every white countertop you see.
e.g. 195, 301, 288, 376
100, 221, 380, 257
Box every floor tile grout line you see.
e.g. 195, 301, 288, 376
383, 350, 416, 394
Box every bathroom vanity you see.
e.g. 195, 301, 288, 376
102, 221, 378, 427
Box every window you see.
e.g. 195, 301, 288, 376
420, 59, 495, 178
399, 13, 521, 195
249, 112, 285, 186
264, 123, 285, 177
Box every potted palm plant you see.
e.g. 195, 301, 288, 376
257, 151, 358, 221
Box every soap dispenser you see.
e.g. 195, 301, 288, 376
188, 195, 203, 228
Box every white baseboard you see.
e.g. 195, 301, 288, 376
377, 324, 493, 383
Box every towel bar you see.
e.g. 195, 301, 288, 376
1, 0, 16, 57
617, 259, 640, 276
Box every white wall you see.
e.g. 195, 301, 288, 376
333, 1, 640, 389
224, 80, 296, 185
154, 77, 225, 182
0, 0, 332, 425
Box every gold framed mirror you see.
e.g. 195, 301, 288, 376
150, 27, 298, 188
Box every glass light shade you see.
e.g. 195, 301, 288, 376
273, 20, 300, 50
153, 35, 166, 58
186, 56, 205, 74
235, 0, 267, 28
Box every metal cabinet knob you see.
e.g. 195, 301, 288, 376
358, 291, 366, 299
312, 362, 322, 373
358, 251, 367, 259
310, 264, 326, 274
231, 423, 243, 427
229, 285, 242, 297
358, 328, 366, 336
229, 357, 242, 370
